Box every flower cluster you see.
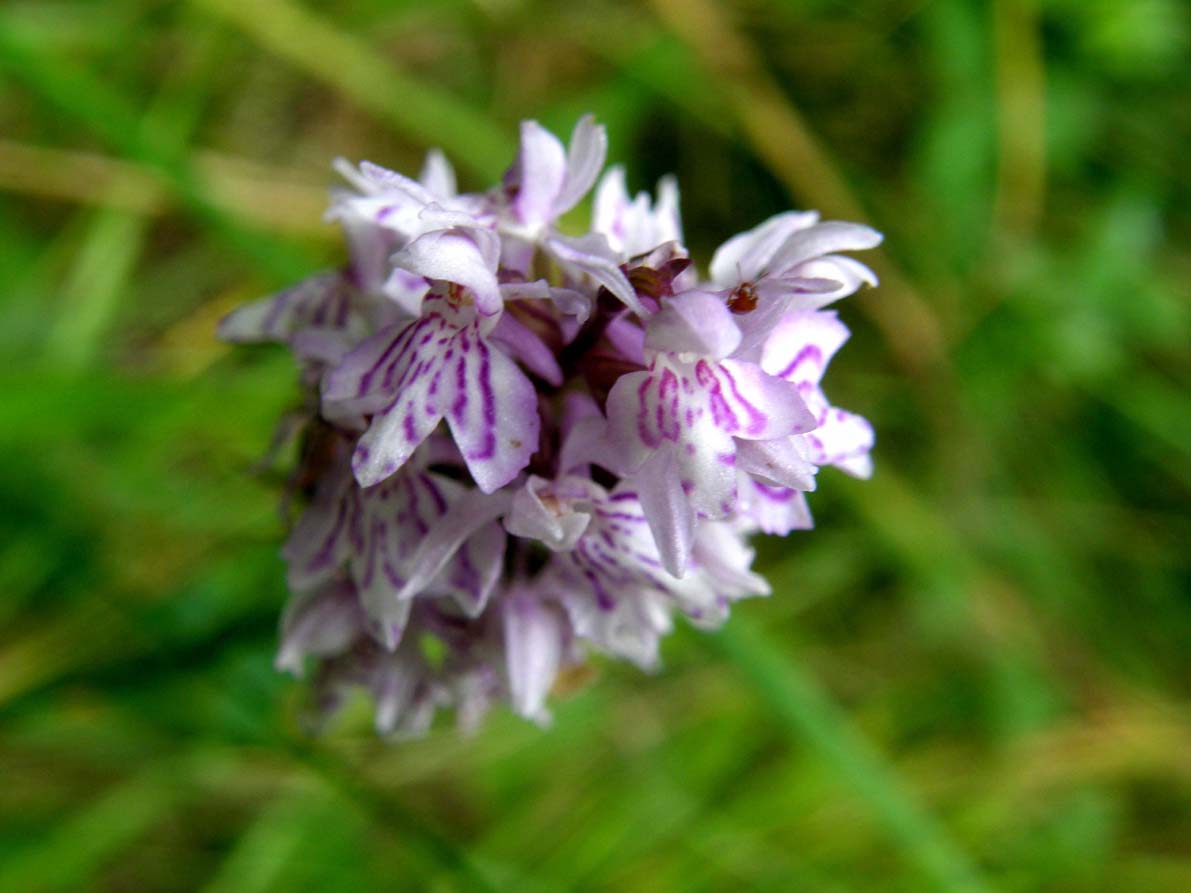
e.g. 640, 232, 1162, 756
220, 117, 880, 736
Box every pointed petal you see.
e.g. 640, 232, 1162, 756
740, 481, 814, 535
508, 119, 567, 229
490, 310, 563, 386
282, 469, 357, 589
504, 593, 566, 723
322, 319, 424, 415
709, 211, 819, 285
396, 489, 513, 601
770, 221, 883, 275
555, 114, 607, 215
276, 581, 363, 675
418, 148, 456, 197
349, 333, 450, 486
437, 519, 505, 616
654, 175, 683, 247
592, 165, 629, 246
713, 359, 817, 439
785, 254, 879, 307
633, 450, 694, 577
546, 233, 646, 316
736, 436, 818, 491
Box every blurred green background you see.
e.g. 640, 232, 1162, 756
1, 0, 1189, 890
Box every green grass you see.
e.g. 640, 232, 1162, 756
1, 1, 1189, 890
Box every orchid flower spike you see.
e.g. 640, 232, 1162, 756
220, 117, 881, 736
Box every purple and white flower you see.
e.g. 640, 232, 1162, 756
220, 116, 881, 736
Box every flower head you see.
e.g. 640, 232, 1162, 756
222, 117, 880, 736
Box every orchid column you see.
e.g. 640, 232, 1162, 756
220, 116, 881, 737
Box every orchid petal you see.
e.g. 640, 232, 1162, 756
709, 211, 819, 285
393, 228, 503, 317
546, 233, 646, 316
770, 221, 883, 275
418, 148, 456, 197
740, 481, 814, 535
442, 328, 540, 492
713, 359, 818, 439
762, 310, 850, 384
490, 311, 563, 386
806, 409, 875, 477
508, 120, 567, 229
555, 114, 607, 216
437, 519, 505, 616
276, 581, 364, 675
505, 476, 593, 551
736, 436, 818, 491
350, 332, 450, 487
282, 466, 357, 589
396, 489, 513, 601
504, 593, 566, 723
633, 449, 695, 577
646, 291, 742, 359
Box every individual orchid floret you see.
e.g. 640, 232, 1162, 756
322, 284, 541, 492
605, 290, 817, 575
709, 214, 883, 361
220, 114, 883, 737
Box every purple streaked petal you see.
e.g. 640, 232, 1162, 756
282, 465, 356, 590
762, 310, 850, 385
442, 331, 540, 493
714, 359, 817, 439
276, 581, 364, 675
806, 409, 875, 478
351, 353, 448, 487
740, 481, 814, 535
434, 519, 505, 616
396, 488, 513, 601
322, 320, 419, 406
218, 272, 352, 345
